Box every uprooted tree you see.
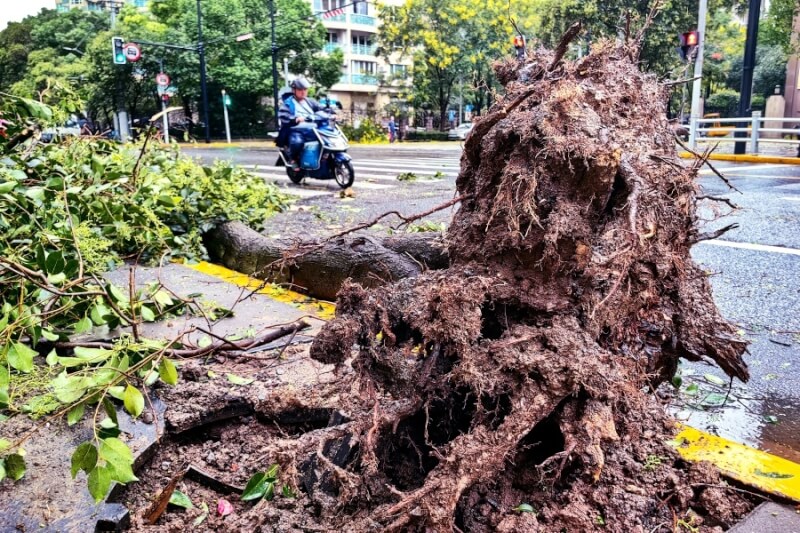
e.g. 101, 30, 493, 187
227, 30, 753, 532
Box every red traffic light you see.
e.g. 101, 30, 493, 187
513, 35, 525, 48
684, 31, 698, 46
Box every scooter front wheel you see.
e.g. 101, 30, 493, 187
334, 160, 355, 189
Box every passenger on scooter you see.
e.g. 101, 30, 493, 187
278, 76, 323, 170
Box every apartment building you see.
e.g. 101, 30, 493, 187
55, 0, 147, 13
312, 0, 411, 117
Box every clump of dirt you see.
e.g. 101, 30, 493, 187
123, 36, 754, 532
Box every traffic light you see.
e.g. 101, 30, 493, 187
678, 31, 699, 62
112, 37, 126, 65
223, 94, 232, 107
513, 35, 526, 60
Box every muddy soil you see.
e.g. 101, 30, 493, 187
120, 37, 758, 532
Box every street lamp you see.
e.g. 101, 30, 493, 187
196, 0, 211, 143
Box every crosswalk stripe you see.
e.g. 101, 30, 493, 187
251, 170, 446, 183
698, 163, 793, 174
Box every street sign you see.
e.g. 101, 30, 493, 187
156, 73, 170, 87
123, 43, 141, 63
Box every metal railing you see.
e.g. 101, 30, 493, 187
690, 114, 800, 154
349, 14, 375, 25
351, 44, 377, 55
337, 73, 378, 85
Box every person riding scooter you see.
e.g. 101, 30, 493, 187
277, 76, 323, 170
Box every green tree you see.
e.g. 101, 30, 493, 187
379, 0, 536, 129
759, 0, 798, 53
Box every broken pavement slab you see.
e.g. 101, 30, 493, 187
728, 502, 800, 533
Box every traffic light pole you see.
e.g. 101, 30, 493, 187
196, 0, 211, 144
687, 0, 707, 148
734, 0, 761, 154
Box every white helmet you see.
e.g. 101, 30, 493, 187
290, 76, 311, 89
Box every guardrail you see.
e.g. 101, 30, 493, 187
690, 114, 800, 154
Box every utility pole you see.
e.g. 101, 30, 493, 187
688, 0, 708, 148
222, 90, 232, 143
458, 75, 463, 126
159, 59, 170, 144
269, 0, 280, 126
196, 0, 211, 143
734, 0, 762, 154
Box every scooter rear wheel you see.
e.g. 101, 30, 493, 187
334, 160, 355, 189
286, 166, 305, 184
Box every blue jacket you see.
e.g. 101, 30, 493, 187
278, 95, 322, 125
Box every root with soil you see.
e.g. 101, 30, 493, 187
134, 35, 754, 533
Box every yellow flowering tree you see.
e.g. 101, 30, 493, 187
378, 0, 537, 129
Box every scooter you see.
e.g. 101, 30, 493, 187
276, 111, 354, 189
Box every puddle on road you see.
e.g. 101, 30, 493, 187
668, 381, 800, 465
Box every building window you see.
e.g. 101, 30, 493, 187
327, 32, 338, 44
321, 0, 346, 10
351, 60, 376, 75
352, 35, 371, 47
390, 64, 407, 76
71, 0, 82, 5
353, 1, 368, 15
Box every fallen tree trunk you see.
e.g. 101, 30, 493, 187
204, 221, 449, 300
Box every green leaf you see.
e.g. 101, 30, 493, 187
45, 349, 58, 366
105, 459, 138, 483
704, 374, 727, 387
513, 503, 536, 513
123, 385, 145, 418
106, 386, 125, 401
51, 372, 89, 403
684, 383, 699, 396
73, 317, 93, 334
0, 388, 8, 409
88, 465, 112, 502
7, 342, 38, 373
671, 375, 682, 388
107, 284, 128, 304
45, 251, 65, 275
74, 346, 114, 363
152, 290, 174, 307
71, 442, 98, 478
763, 415, 779, 424
281, 484, 296, 498
0, 438, 11, 452
169, 490, 194, 509
90, 303, 112, 326
158, 358, 178, 385
67, 403, 85, 426
99, 437, 134, 465
139, 305, 156, 322
4, 454, 26, 481
701, 392, 728, 407
197, 336, 212, 348
103, 398, 118, 425
0, 460, 5, 482
41, 329, 59, 342
241, 472, 270, 501
0, 182, 17, 193
226, 373, 254, 386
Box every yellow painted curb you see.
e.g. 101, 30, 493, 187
674, 425, 800, 503
679, 152, 800, 165
183, 261, 335, 321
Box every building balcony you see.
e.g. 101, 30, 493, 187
350, 44, 377, 56
324, 43, 342, 53
349, 14, 376, 26
338, 74, 379, 85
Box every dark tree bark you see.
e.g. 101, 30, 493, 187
204, 221, 449, 301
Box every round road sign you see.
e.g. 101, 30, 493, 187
123, 43, 142, 62
156, 73, 170, 87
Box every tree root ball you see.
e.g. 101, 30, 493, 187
295, 39, 751, 531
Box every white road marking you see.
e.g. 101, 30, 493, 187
698, 240, 800, 257
779, 197, 800, 202
698, 164, 793, 174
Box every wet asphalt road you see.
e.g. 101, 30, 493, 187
184, 143, 800, 461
